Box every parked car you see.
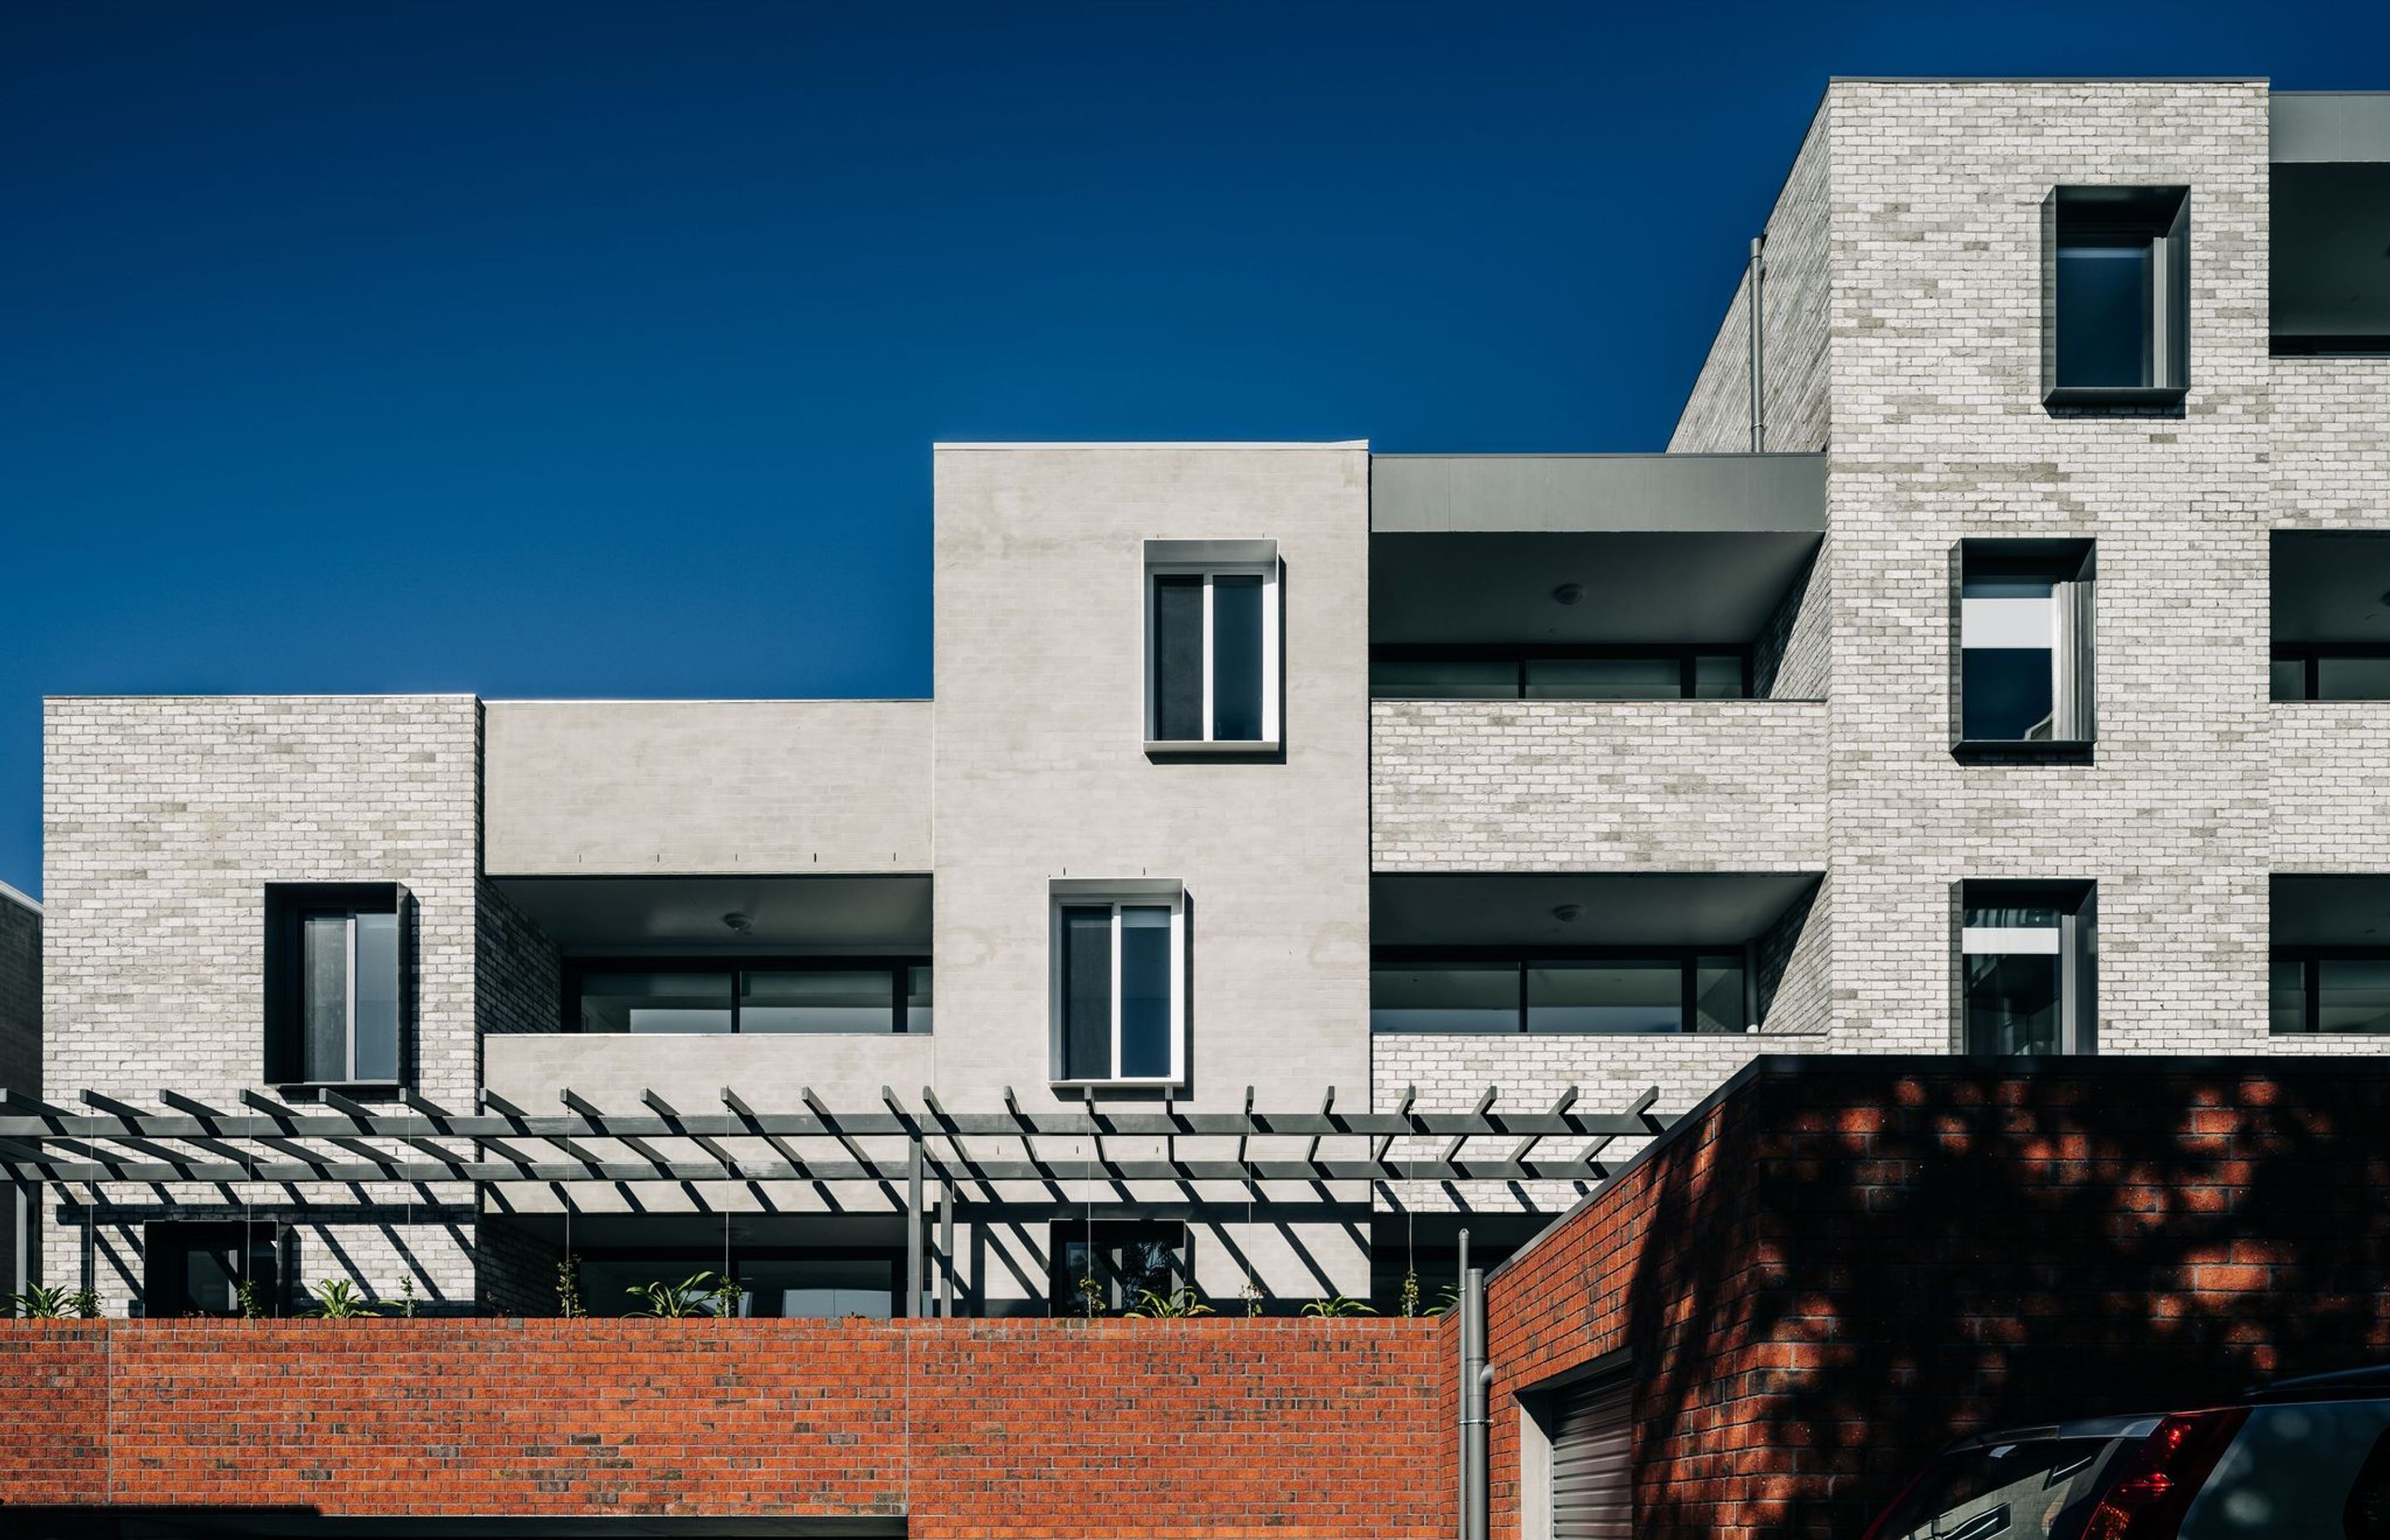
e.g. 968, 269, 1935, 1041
1861, 1365, 2390, 1539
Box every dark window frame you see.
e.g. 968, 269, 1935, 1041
1369, 945, 1752, 1036
561, 955, 932, 1036
262, 881, 412, 1090
569, 1243, 903, 1316
2042, 184, 2191, 408
1953, 539, 2098, 762
2270, 643, 2390, 702
2270, 947, 2390, 1036
1957, 880, 2097, 1055
141, 1219, 285, 1318
1368, 643, 1752, 701
1046, 1219, 1192, 1314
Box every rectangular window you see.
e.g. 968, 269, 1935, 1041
1369, 648, 1750, 701
1052, 884, 1187, 1084
2044, 186, 2190, 406
1371, 951, 1748, 1034
1960, 881, 2095, 1054
1048, 1221, 1189, 1314
143, 1221, 280, 1318
2270, 954, 2390, 1034
568, 960, 928, 1035
1957, 540, 2095, 751
2271, 652, 2390, 702
264, 883, 411, 1086
1145, 540, 1280, 748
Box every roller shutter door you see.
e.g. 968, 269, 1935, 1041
1551, 1373, 1632, 1540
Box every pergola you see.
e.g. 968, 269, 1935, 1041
0, 1082, 1671, 1312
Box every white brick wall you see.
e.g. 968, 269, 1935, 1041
1370, 699, 1827, 870
40, 695, 483, 1310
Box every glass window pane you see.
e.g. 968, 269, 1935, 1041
2270, 958, 2309, 1035
1694, 956, 1745, 1033
1370, 660, 1518, 699
2316, 658, 2390, 700
2056, 239, 2153, 388
1524, 658, 1684, 700
2270, 658, 2308, 701
1867, 1437, 2119, 1540
300, 911, 349, 1081
1963, 953, 2062, 1055
740, 970, 895, 1033
351, 909, 401, 1080
2316, 959, 2390, 1033
1151, 575, 1206, 740
576, 972, 733, 1035
1371, 962, 1518, 1033
1962, 648, 2055, 740
1060, 906, 1113, 1079
741, 1258, 895, 1319
906, 964, 933, 1035
1527, 961, 1682, 1033
1692, 655, 1745, 699
1118, 905, 1173, 1078
1212, 573, 1266, 740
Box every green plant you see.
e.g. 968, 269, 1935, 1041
1125, 1286, 1215, 1319
1428, 1283, 1461, 1318
66, 1289, 100, 1319
712, 1275, 747, 1319
1398, 1270, 1421, 1319
235, 1277, 264, 1320
5, 1283, 76, 1318
398, 1277, 420, 1318
625, 1270, 720, 1318
1242, 1276, 1265, 1318
555, 1255, 585, 1318
302, 1279, 378, 1318
1300, 1293, 1378, 1318
1075, 1274, 1105, 1318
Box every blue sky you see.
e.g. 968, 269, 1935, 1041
6, 2, 2388, 896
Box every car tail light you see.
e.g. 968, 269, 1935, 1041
2077, 1408, 2250, 1540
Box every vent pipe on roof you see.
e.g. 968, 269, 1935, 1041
1748, 235, 1768, 453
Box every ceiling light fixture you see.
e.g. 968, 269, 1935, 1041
1551, 582, 1584, 607
1551, 903, 1583, 924
722, 911, 753, 934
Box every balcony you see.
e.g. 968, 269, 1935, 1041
2271, 93, 2390, 359
481, 873, 933, 1108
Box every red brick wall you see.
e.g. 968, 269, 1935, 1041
0, 1317, 1450, 1538
1479, 1057, 2390, 1540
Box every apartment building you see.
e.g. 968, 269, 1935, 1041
10, 79, 2389, 1324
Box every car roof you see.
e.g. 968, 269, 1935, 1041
2246, 1363, 2390, 1403
1949, 1414, 2165, 1447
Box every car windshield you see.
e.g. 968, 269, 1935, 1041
1871, 1436, 2118, 1540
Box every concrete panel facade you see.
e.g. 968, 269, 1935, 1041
482, 699, 932, 875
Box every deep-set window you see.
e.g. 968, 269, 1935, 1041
1957, 540, 2095, 751
263, 883, 410, 1086
567, 958, 929, 1034
2043, 186, 2190, 405
1370, 950, 1747, 1034
1145, 539, 1280, 748
144, 1221, 281, 1318
2270, 954, 2390, 1034
1051, 883, 1185, 1084
1369, 647, 1749, 701
1049, 1221, 1189, 1314
572, 1248, 900, 1318
1960, 882, 2095, 1055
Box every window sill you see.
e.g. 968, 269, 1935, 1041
2042, 384, 2187, 410
1952, 738, 2095, 765
271, 1080, 407, 1100
1050, 1076, 1188, 1091
1144, 738, 1282, 761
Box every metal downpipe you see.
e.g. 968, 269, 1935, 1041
1460, 1238, 1490, 1540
